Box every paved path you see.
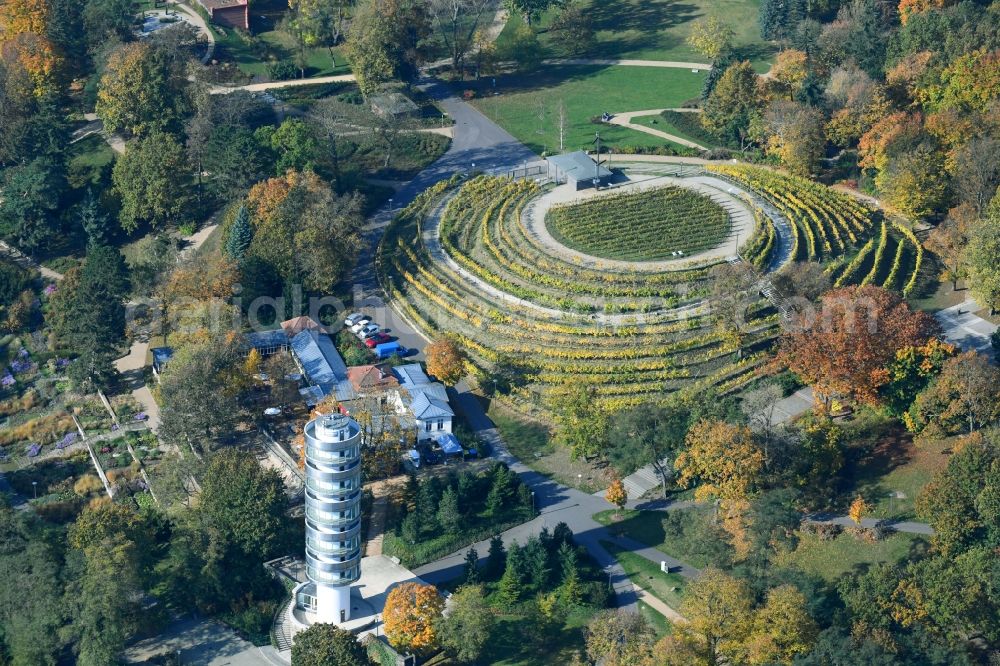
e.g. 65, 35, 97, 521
0, 240, 64, 281
608, 109, 707, 150
805, 514, 934, 536
124, 617, 283, 666
522, 174, 754, 272
934, 298, 998, 357
209, 73, 357, 95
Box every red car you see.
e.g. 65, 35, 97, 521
365, 333, 392, 348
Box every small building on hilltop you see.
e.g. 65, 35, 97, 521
546, 150, 613, 190
392, 364, 454, 441
197, 0, 249, 30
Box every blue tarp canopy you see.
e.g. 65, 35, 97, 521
151, 347, 173, 370
408, 449, 421, 461
436, 433, 462, 455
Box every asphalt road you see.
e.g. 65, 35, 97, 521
348, 77, 539, 361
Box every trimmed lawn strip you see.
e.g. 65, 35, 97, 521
601, 539, 685, 609
638, 600, 673, 637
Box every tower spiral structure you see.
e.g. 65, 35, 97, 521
303, 413, 362, 623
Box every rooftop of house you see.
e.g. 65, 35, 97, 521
347, 365, 400, 392
198, 0, 248, 9
393, 363, 430, 387
290, 330, 347, 389
280, 316, 327, 337
545, 150, 613, 181
409, 392, 454, 420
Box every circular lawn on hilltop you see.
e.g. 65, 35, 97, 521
544, 185, 730, 262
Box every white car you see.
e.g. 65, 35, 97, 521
357, 323, 380, 339
344, 312, 365, 327
350, 318, 371, 333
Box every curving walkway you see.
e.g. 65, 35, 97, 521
522, 174, 755, 272
607, 108, 706, 150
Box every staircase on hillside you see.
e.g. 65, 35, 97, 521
272, 598, 295, 652
726, 256, 794, 321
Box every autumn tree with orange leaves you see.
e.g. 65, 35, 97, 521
676, 420, 764, 557
606, 478, 627, 518
776, 285, 939, 407
425, 336, 466, 385
383, 582, 445, 655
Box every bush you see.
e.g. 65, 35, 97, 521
268, 61, 298, 81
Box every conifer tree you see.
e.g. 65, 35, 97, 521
225, 204, 253, 260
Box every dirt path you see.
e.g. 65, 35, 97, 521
0, 240, 64, 281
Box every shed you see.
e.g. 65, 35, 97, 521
546, 151, 613, 190
435, 433, 463, 457
197, 0, 249, 30
151, 347, 173, 379
370, 92, 419, 119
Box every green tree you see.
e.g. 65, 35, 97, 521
291, 623, 367, 666
112, 131, 192, 232
585, 609, 656, 666
686, 15, 734, 61
436, 486, 461, 534
462, 547, 480, 584
257, 118, 323, 175
95, 40, 190, 137
0, 156, 67, 256
82, 0, 137, 49
158, 337, 246, 457
549, 385, 607, 460
549, 2, 593, 56
61, 245, 130, 391
497, 543, 525, 606
486, 534, 506, 579
199, 448, 287, 561
966, 201, 1000, 315
606, 402, 689, 498
224, 204, 253, 260
702, 61, 764, 149
435, 584, 495, 663
77, 188, 112, 247
345, 0, 430, 96
875, 140, 950, 220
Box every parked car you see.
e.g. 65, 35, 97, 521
344, 312, 365, 327
358, 323, 380, 338
365, 332, 392, 348
350, 319, 371, 333
374, 341, 405, 360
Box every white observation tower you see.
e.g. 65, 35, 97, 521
303, 412, 363, 623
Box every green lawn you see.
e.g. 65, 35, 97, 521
496, 0, 771, 65
487, 400, 609, 493
602, 540, 686, 610
593, 507, 732, 569
66, 135, 115, 189
213, 27, 350, 78
638, 600, 673, 637
775, 531, 930, 583
469, 65, 707, 154
850, 433, 952, 521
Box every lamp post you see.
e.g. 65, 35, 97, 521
32, 481, 37, 499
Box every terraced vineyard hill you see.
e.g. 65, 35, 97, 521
378, 163, 931, 414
